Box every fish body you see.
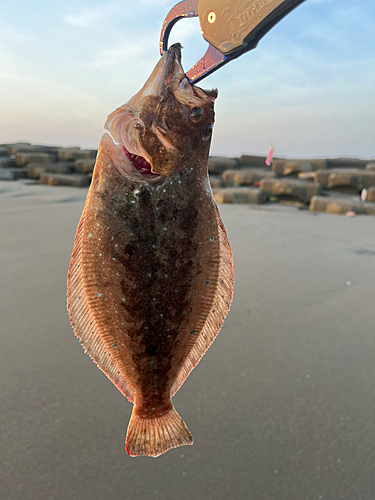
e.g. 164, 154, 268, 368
67, 44, 234, 457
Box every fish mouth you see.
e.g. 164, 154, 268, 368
121, 146, 159, 180
105, 43, 217, 181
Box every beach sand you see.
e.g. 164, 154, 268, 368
1, 179, 375, 500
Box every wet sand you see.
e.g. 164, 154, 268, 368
1, 180, 375, 500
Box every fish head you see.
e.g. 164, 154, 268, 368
105, 43, 217, 180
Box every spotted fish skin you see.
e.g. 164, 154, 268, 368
67, 44, 234, 457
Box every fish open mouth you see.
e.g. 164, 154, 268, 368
121, 146, 160, 180
105, 43, 216, 180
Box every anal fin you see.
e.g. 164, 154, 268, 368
171, 199, 234, 396
67, 195, 134, 403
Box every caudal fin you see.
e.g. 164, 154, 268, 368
126, 405, 193, 457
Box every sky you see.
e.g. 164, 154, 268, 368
0, 0, 374, 159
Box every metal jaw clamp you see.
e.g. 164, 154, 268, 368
160, 0, 306, 83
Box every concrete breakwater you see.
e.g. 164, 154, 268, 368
1, 142, 375, 216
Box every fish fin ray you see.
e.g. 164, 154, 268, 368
67, 198, 134, 403
126, 404, 193, 457
171, 200, 234, 397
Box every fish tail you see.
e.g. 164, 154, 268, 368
125, 404, 193, 457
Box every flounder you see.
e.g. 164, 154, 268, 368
67, 44, 234, 457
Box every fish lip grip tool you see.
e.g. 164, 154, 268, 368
160, 0, 306, 83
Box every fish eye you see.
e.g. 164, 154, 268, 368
191, 107, 203, 120
203, 123, 213, 138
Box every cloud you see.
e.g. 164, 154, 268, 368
63, 1, 129, 28
0, 21, 37, 44
296, 22, 342, 45
137, 0, 170, 5
88, 31, 159, 67
63, 7, 107, 28
332, 6, 362, 23
62, 0, 169, 29
89, 42, 149, 67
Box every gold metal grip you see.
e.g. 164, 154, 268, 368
198, 0, 286, 55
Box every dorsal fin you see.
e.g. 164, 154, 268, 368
171, 199, 234, 397
67, 200, 135, 403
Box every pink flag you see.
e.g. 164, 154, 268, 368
265, 146, 274, 166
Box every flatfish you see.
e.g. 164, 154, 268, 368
67, 44, 234, 457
